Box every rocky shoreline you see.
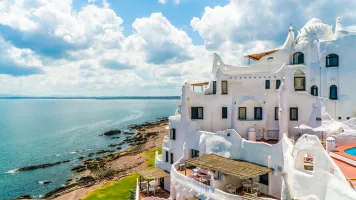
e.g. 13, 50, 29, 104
16, 117, 169, 199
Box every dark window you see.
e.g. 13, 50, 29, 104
239, 107, 246, 120
213, 81, 216, 94
294, 77, 306, 91
254, 107, 262, 120
276, 80, 281, 89
275, 107, 279, 120
338, 117, 342, 120
265, 80, 270, 89
221, 81, 228, 94
165, 151, 169, 162
170, 128, 176, 140
170, 153, 174, 164
191, 107, 203, 119
290, 107, 298, 121
330, 85, 337, 100
259, 173, 269, 185
293, 52, 304, 64
191, 149, 199, 158
326, 54, 339, 67
222, 107, 228, 119
311, 85, 318, 96
347, 117, 350, 120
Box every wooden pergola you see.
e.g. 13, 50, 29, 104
138, 168, 170, 195
244, 49, 279, 64
185, 154, 272, 193
191, 82, 209, 92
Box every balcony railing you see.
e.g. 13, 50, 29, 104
170, 162, 243, 200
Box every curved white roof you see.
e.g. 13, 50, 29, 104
296, 18, 334, 44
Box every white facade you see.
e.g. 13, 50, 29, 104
151, 17, 356, 200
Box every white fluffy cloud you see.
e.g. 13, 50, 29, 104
131, 13, 193, 65
191, 0, 356, 51
1, 0, 356, 96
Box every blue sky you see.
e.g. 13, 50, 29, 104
0, 0, 355, 96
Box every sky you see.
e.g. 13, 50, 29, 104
0, 0, 356, 96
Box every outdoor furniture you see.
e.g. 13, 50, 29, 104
201, 174, 212, 185
253, 183, 261, 195
243, 181, 251, 193
179, 164, 186, 171
226, 184, 236, 194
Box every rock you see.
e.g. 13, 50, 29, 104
38, 180, 52, 184
108, 143, 121, 148
123, 132, 134, 135
111, 136, 120, 139
95, 150, 115, 155
78, 156, 85, 160
100, 129, 121, 136
15, 160, 71, 172
71, 165, 86, 172
88, 153, 94, 157
17, 194, 31, 199
116, 147, 122, 150
44, 176, 96, 198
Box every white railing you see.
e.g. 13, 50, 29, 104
170, 163, 242, 200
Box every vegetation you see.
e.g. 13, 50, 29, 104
83, 148, 162, 200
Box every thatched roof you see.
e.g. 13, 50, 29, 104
138, 168, 170, 180
185, 154, 272, 179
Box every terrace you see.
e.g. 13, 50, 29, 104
177, 154, 278, 199
137, 168, 170, 200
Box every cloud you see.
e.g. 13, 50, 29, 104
158, 0, 180, 5
132, 13, 193, 65
100, 59, 135, 70
191, 0, 356, 51
158, 0, 167, 5
0, 40, 44, 76
0, 1, 124, 58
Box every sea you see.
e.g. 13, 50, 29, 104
0, 98, 180, 199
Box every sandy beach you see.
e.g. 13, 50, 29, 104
45, 119, 169, 200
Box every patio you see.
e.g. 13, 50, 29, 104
178, 154, 278, 199
138, 168, 171, 200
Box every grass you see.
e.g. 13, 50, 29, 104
83, 148, 162, 200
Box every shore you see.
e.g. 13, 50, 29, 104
38, 118, 168, 200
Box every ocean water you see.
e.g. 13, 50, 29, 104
0, 99, 179, 199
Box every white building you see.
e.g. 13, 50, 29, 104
139, 17, 356, 200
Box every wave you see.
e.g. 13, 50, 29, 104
5, 169, 18, 174
106, 110, 145, 128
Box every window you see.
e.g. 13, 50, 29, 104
275, 107, 279, 120
330, 85, 337, 100
170, 128, 176, 140
191, 149, 199, 158
276, 80, 281, 89
221, 81, 228, 94
293, 52, 304, 64
326, 54, 339, 67
254, 107, 262, 120
290, 107, 298, 121
222, 107, 228, 119
311, 85, 318, 96
259, 173, 269, 185
165, 151, 169, 162
239, 107, 246, 120
170, 153, 174, 164
294, 77, 306, 91
265, 80, 270, 89
191, 107, 203, 119
213, 81, 216, 94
